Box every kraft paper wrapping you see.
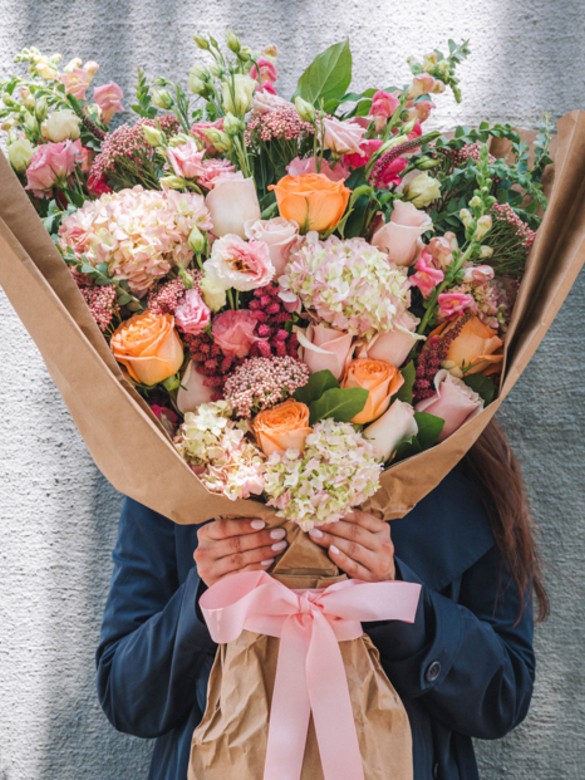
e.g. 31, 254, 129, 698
188, 533, 413, 780
1, 112, 585, 524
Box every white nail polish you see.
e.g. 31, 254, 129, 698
261, 558, 275, 567
271, 540, 287, 552
309, 528, 323, 538
270, 528, 286, 540
330, 544, 340, 555
251, 519, 266, 530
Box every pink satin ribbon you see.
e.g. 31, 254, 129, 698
200, 571, 421, 780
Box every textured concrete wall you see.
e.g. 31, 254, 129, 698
1, 1, 584, 778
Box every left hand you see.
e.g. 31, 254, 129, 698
308, 509, 396, 581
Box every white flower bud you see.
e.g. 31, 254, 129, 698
404, 172, 441, 208
7, 137, 34, 172
44, 109, 81, 142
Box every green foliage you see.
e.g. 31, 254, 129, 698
131, 68, 158, 119
308, 386, 368, 426
293, 40, 352, 108
396, 361, 416, 403
294, 369, 339, 405
462, 374, 495, 404
394, 411, 445, 460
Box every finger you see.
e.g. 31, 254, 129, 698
321, 510, 386, 535
327, 544, 373, 581
203, 516, 280, 541
308, 521, 379, 552
213, 528, 287, 561
215, 540, 288, 578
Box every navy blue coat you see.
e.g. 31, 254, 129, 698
96, 464, 535, 780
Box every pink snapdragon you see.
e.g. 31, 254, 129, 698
410, 250, 445, 298
93, 82, 124, 123
370, 90, 400, 132
342, 139, 383, 170
249, 56, 278, 86
438, 292, 477, 320
407, 73, 446, 99
428, 233, 458, 269
60, 60, 99, 99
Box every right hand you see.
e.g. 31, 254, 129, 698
194, 517, 288, 586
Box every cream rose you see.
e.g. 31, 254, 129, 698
206, 173, 261, 237
176, 360, 216, 413
44, 109, 81, 142
371, 200, 433, 267
363, 400, 418, 461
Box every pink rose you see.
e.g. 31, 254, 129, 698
360, 310, 422, 367
190, 119, 224, 155
244, 217, 299, 277
25, 140, 81, 197
438, 293, 477, 320
205, 234, 274, 291
363, 399, 418, 461
249, 56, 278, 85
286, 155, 349, 182
212, 309, 259, 358
297, 323, 354, 381
93, 82, 124, 123
410, 250, 445, 298
342, 139, 383, 170
415, 369, 484, 441
371, 200, 433, 266
167, 141, 205, 179
176, 361, 216, 413
205, 173, 261, 237
370, 90, 400, 132
175, 289, 211, 335
322, 117, 366, 156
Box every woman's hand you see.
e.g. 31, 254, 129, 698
194, 517, 288, 587
308, 510, 395, 581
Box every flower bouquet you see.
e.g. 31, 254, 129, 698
1, 34, 585, 780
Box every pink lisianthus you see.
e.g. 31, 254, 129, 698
93, 82, 124, 123
370, 90, 400, 133
251, 90, 290, 114
286, 155, 349, 182
371, 200, 433, 266
438, 292, 477, 320
322, 116, 366, 156
25, 139, 81, 197
205, 234, 274, 291
175, 289, 211, 335
190, 118, 224, 155
212, 309, 260, 358
167, 141, 204, 179
410, 250, 445, 298
415, 369, 484, 441
249, 56, 278, 85
244, 217, 299, 277
342, 139, 383, 170
195, 158, 238, 190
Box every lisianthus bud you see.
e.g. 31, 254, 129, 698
404, 172, 441, 208
223, 112, 245, 136
168, 133, 193, 147
152, 87, 173, 110
193, 34, 210, 50
44, 109, 81, 142
204, 127, 232, 153
221, 74, 256, 116
188, 225, 207, 254
142, 124, 166, 147
7, 137, 34, 172
200, 274, 227, 312
474, 214, 493, 241
226, 29, 241, 53
459, 208, 473, 228
35, 97, 48, 121
479, 244, 494, 259
159, 174, 187, 190
294, 96, 315, 122
469, 195, 482, 209
416, 156, 441, 170
188, 65, 209, 96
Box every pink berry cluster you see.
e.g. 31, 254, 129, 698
491, 202, 536, 251
442, 142, 496, 168
413, 314, 468, 402
78, 282, 118, 332
245, 105, 314, 146
224, 356, 310, 418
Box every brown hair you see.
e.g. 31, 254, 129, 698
464, 418, 549, 622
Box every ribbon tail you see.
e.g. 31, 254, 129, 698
306, 613, 365, 780
263, 616, 312, 780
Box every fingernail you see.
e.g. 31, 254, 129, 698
271, 540, 287, 552
330, 544, 340, 555
270, 528, 286, 540
261, 558, 275, 567
309, 528, 323, 539
251, 519, 266, 530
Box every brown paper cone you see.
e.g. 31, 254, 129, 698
1, 112, 585, 524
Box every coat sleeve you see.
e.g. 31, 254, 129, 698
96, 497, 217, 738
365, 545, 535, 740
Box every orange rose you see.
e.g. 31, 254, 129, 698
269, 173, 350, 233
431, 316, 503, 376
110, 311, 185, 386
253, 398, 312, 455
342, 358, 404, 425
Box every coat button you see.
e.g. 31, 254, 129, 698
425, 660, 441, 682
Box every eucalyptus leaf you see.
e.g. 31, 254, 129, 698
293, 369, 339, 405
309, 387, 368, 425
293, 40, 352, 106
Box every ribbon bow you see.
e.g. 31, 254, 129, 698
200, 571, 421, 780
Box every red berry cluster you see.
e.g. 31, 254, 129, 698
247, 284, 299, 359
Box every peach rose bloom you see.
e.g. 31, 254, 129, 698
342, 358, 404, 425
253, 398, 312, 455
431, 316, 503, 376
269, 173, 350, 233
110, 311, 184, 386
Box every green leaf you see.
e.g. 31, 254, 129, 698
293, 40, 352, 106
293, 369, 339, 405
462, 374, 495, 404
396, 361, 415, 403
414, 411, 445, 449
309, 387, 368, 425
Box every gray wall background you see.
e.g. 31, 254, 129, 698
1, 1, 584, 778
